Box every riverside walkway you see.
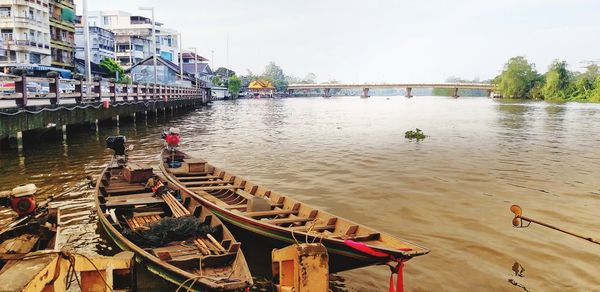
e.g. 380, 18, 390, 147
287, 82, 496, 97
0, 74, 209, 144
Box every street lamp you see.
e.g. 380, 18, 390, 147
189, 47, 198, 89
139, 7, 157, 85
82, 0, 92, 96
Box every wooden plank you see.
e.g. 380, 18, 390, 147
336, 233, 381, 242
183, 180, 231, 186
243, 209, 299, 218
190, 185, 243, 191
225, 203, 284, 210
345, 225, 359, 236
105, 193, 155, 202
207, 234, 226, 253
290, 224, 337, 232
173, 172, 211, 177
178, 175, 222, 182
105, 196, 164, 208
265, 217, 313, 225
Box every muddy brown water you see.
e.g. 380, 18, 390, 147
1, 96, 600, 291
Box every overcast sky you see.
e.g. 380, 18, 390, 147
76, 0, 600, 83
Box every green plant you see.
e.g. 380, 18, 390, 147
405, 128, 426, 140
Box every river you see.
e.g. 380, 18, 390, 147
1, 96, 600, 291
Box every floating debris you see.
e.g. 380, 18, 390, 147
405, 128, 427, 140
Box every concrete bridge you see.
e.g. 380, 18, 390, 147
287, 83, 496, 98
0, 73, 210, 147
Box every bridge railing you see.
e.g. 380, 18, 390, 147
0, 74, 206, 108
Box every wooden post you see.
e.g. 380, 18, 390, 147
75, 80, 83, 103
93, 79, 102, 102
49, 76, 60, 105
132, 84, 139, 101
323, 88, 331, 97
123, 83, 129, 101
15, 75, 27, 107
109, 81, 116, 103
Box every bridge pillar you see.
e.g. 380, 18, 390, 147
405, 87, 413, 98
288, 89, 293, 97
487, 89, 493, 98
452, 88, 459, 98
323, 88, 331, 97
361, 88, 370, 98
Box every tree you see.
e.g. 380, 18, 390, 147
262, 62, 288, 91
571, 64, 599, 100
100, 58, 129, 83
228, 75, 241, 97
589, 76, 600, 102
494, 56, 538, 98
214, 67, 236, 79
542, 60, 573, 101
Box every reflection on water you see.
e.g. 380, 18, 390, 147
2, 96, 600, 291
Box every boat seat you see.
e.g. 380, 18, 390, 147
183, 180, 231, 187
105, 196, 164, 208
174, 172, 211, 177
225, 202, 284, 211
243, 209, 299, 218
190, 185, 244, 192
290, 224, 337, 232
264, 217, 314, 225
178, 175, 223, 182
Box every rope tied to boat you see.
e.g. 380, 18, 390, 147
343, 239, 411, 292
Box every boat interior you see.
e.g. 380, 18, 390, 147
162, 151, 425, 255
96, 163, 251, 286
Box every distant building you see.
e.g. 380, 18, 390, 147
248, 80, 275, 98
49, 0, 76, 69
180, 52, 213, 83
0, 0, 52, 70
88, 10, 179, 68
75, 25, 115, 64
127, 55, 195, 86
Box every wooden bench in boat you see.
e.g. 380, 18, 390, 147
190, 185, 244, 192
126, 214, 162, 229
178, 175, 223, 182
290, 224, 337, 232
243, 209, 299, 218
173, 172, 211, 177
105, 195, 164, 208
264, 217, 314, 225
183, 180, 232, 187
225, 202, 284, 210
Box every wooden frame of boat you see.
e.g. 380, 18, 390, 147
94, 162, 253, 291
160, 149, 429, 273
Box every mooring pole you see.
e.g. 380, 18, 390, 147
16, 131, 23, 151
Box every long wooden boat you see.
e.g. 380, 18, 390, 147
95, 161, 253, 291
160, 149, 429, 273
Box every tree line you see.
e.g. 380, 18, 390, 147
494, 56, 600, 102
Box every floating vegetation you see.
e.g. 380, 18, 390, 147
405, 128, 426, 140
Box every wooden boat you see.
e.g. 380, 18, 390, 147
94, 161, 253, 291
160, 149, 430, 273
0, 207, 60, 271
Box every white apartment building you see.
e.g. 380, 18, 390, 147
74, 25, 115, 64
0, 0, 51, 69
87, 10, 179, 68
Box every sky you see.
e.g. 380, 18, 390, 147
76, 0, 600, 83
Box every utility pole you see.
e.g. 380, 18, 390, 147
82, 0, 92, 96
178, 33, 182, 80
226, 32, 229, 79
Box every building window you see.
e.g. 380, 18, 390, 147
0, 7, 10, 17
30, 53, 41, 64
102, 16, 111, 26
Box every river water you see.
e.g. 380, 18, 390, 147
1, 96, 600, 291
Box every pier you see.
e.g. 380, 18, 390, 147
287, 82, 496, 98
0, 74, 209, 144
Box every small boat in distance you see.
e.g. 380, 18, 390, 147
95, 136, 252, 291
160, 148, 430, 273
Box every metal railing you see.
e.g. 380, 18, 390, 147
0, 74, 209, 107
